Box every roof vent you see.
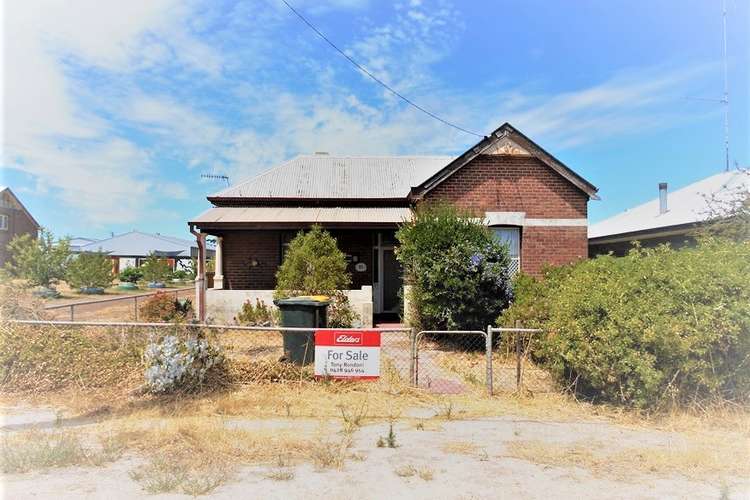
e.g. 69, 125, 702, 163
658, 182, 668, 215
314, 151, 329, 155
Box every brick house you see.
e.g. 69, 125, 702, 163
189, 123, 598, 324
0, 187, 40, 267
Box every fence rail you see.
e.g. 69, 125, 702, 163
7, 319, 541, 395
43, 287, 193, 321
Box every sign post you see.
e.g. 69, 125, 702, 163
314, 330, 381, 379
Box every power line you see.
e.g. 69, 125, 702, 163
279, 0, 484, 138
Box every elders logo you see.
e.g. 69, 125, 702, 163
335, 333, 363, 345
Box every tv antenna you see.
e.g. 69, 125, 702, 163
688, 0, 730, 171
201, 174, 230, 186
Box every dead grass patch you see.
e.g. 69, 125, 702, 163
441, 440, 479, 455
0, 429, 124, 473
394, 464, 434, 480
506, 436, 750, 480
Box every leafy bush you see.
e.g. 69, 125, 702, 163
274, 226, 351, 298
501, 239, 750, 409
66, 251, 114, 290
139, 292, 193, 322
236, 298, 277, 326
4, 229, 70, 288
170, 269, 189, 281
140, 254, 171, 284
396, 203, 514, 331
143, 333, 224, 394
327, 292, 360, 328
273, 226, 358, 326
119, 267, 143, 283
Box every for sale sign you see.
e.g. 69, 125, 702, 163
314, 330, 380, 379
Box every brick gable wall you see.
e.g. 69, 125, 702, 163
422, 155, 589, 276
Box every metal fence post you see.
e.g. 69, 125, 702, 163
515, 320, 522, 391
70, 304, 74, 321
134, 296, 139, 321
408, 328, 416, 386
485, 325, 493, 396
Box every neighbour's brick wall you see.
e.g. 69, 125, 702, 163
423, 155, 589, 276
0, 207, 38, 267
220, 229, 376, 290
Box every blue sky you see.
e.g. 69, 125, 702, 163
3, 0, 748, 240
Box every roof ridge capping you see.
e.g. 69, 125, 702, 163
409, 122, 599, 200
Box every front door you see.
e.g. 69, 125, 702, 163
372, 231, 403, 314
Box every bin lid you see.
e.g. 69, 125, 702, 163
273, 295, 330, 306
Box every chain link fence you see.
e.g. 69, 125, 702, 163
7, 320, 548, 395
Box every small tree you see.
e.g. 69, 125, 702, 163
4, 229, 70, 289
396, 203, 514, 331
140, 253, 171, 284
274, 226, 351, 297
274, 226, 357, 327
66, 251, 114, 290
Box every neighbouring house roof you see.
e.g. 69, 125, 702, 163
77, 230, 198, 258
208, 155, 454, 202
589, 170, 750, 242
191, 206, 410, 227
68, 237, 100, 251
0, 186, 41, 228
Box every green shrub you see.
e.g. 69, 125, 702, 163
119, 267, 143, 283
274, 226, 351, 297
236, 298, 277, 326
66, 251, 114, 290
396, 203, 513, 331
4, 229, 70, 288
273, 226, 358, 327
140, 254, 171, 284
139, 292, 192, 322
501, 239, 750, 409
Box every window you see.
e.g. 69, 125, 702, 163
0, 214, 7, 231
491, 226, 521, 275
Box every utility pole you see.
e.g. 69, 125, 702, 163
721, 0, 730, 172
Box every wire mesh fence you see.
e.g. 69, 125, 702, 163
490, 328, 554, 394
5, 320, 548, 396
43, 288, 193, 322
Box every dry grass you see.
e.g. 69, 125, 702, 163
441, 440, 479, 455
394, 464, 434, 480
506, 435, 750, 480
0, 430, 124, 473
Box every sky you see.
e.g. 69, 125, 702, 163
2, 0, 749, 240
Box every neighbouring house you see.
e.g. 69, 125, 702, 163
0, 187, 40, 267
189, 122, 599, 325
73, 230, 214, 274
589, 169, 750, 256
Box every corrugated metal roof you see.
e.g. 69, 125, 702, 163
191, 207, 411, 224
589, 170, 750, 239
210, 155, 453, 200
78, 230, 196, 257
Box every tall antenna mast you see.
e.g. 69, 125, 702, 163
721, 0, 730, 172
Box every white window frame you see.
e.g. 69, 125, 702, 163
490, 225, 521, 275
0, 214, 8, 231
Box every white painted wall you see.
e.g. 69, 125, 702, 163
205, 286, 374, 327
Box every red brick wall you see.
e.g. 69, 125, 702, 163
220, 229, 376, 290
423, 155, 589, 276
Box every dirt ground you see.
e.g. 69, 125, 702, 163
1, 398, 748, 500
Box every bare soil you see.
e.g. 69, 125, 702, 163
1, 402, 747, 499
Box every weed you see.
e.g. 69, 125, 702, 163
0, 430, 121, 473
394, 464, 416, 477
265, 468, 295, 481
129, 457, 188, 494
394, 464, 434, 480
309, 434, 351, 471
130, 455, 229, 496
377, 422, 398, 448
338, 400, 369, 433
436, 400, 454, 420
349, 451, 367, 461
